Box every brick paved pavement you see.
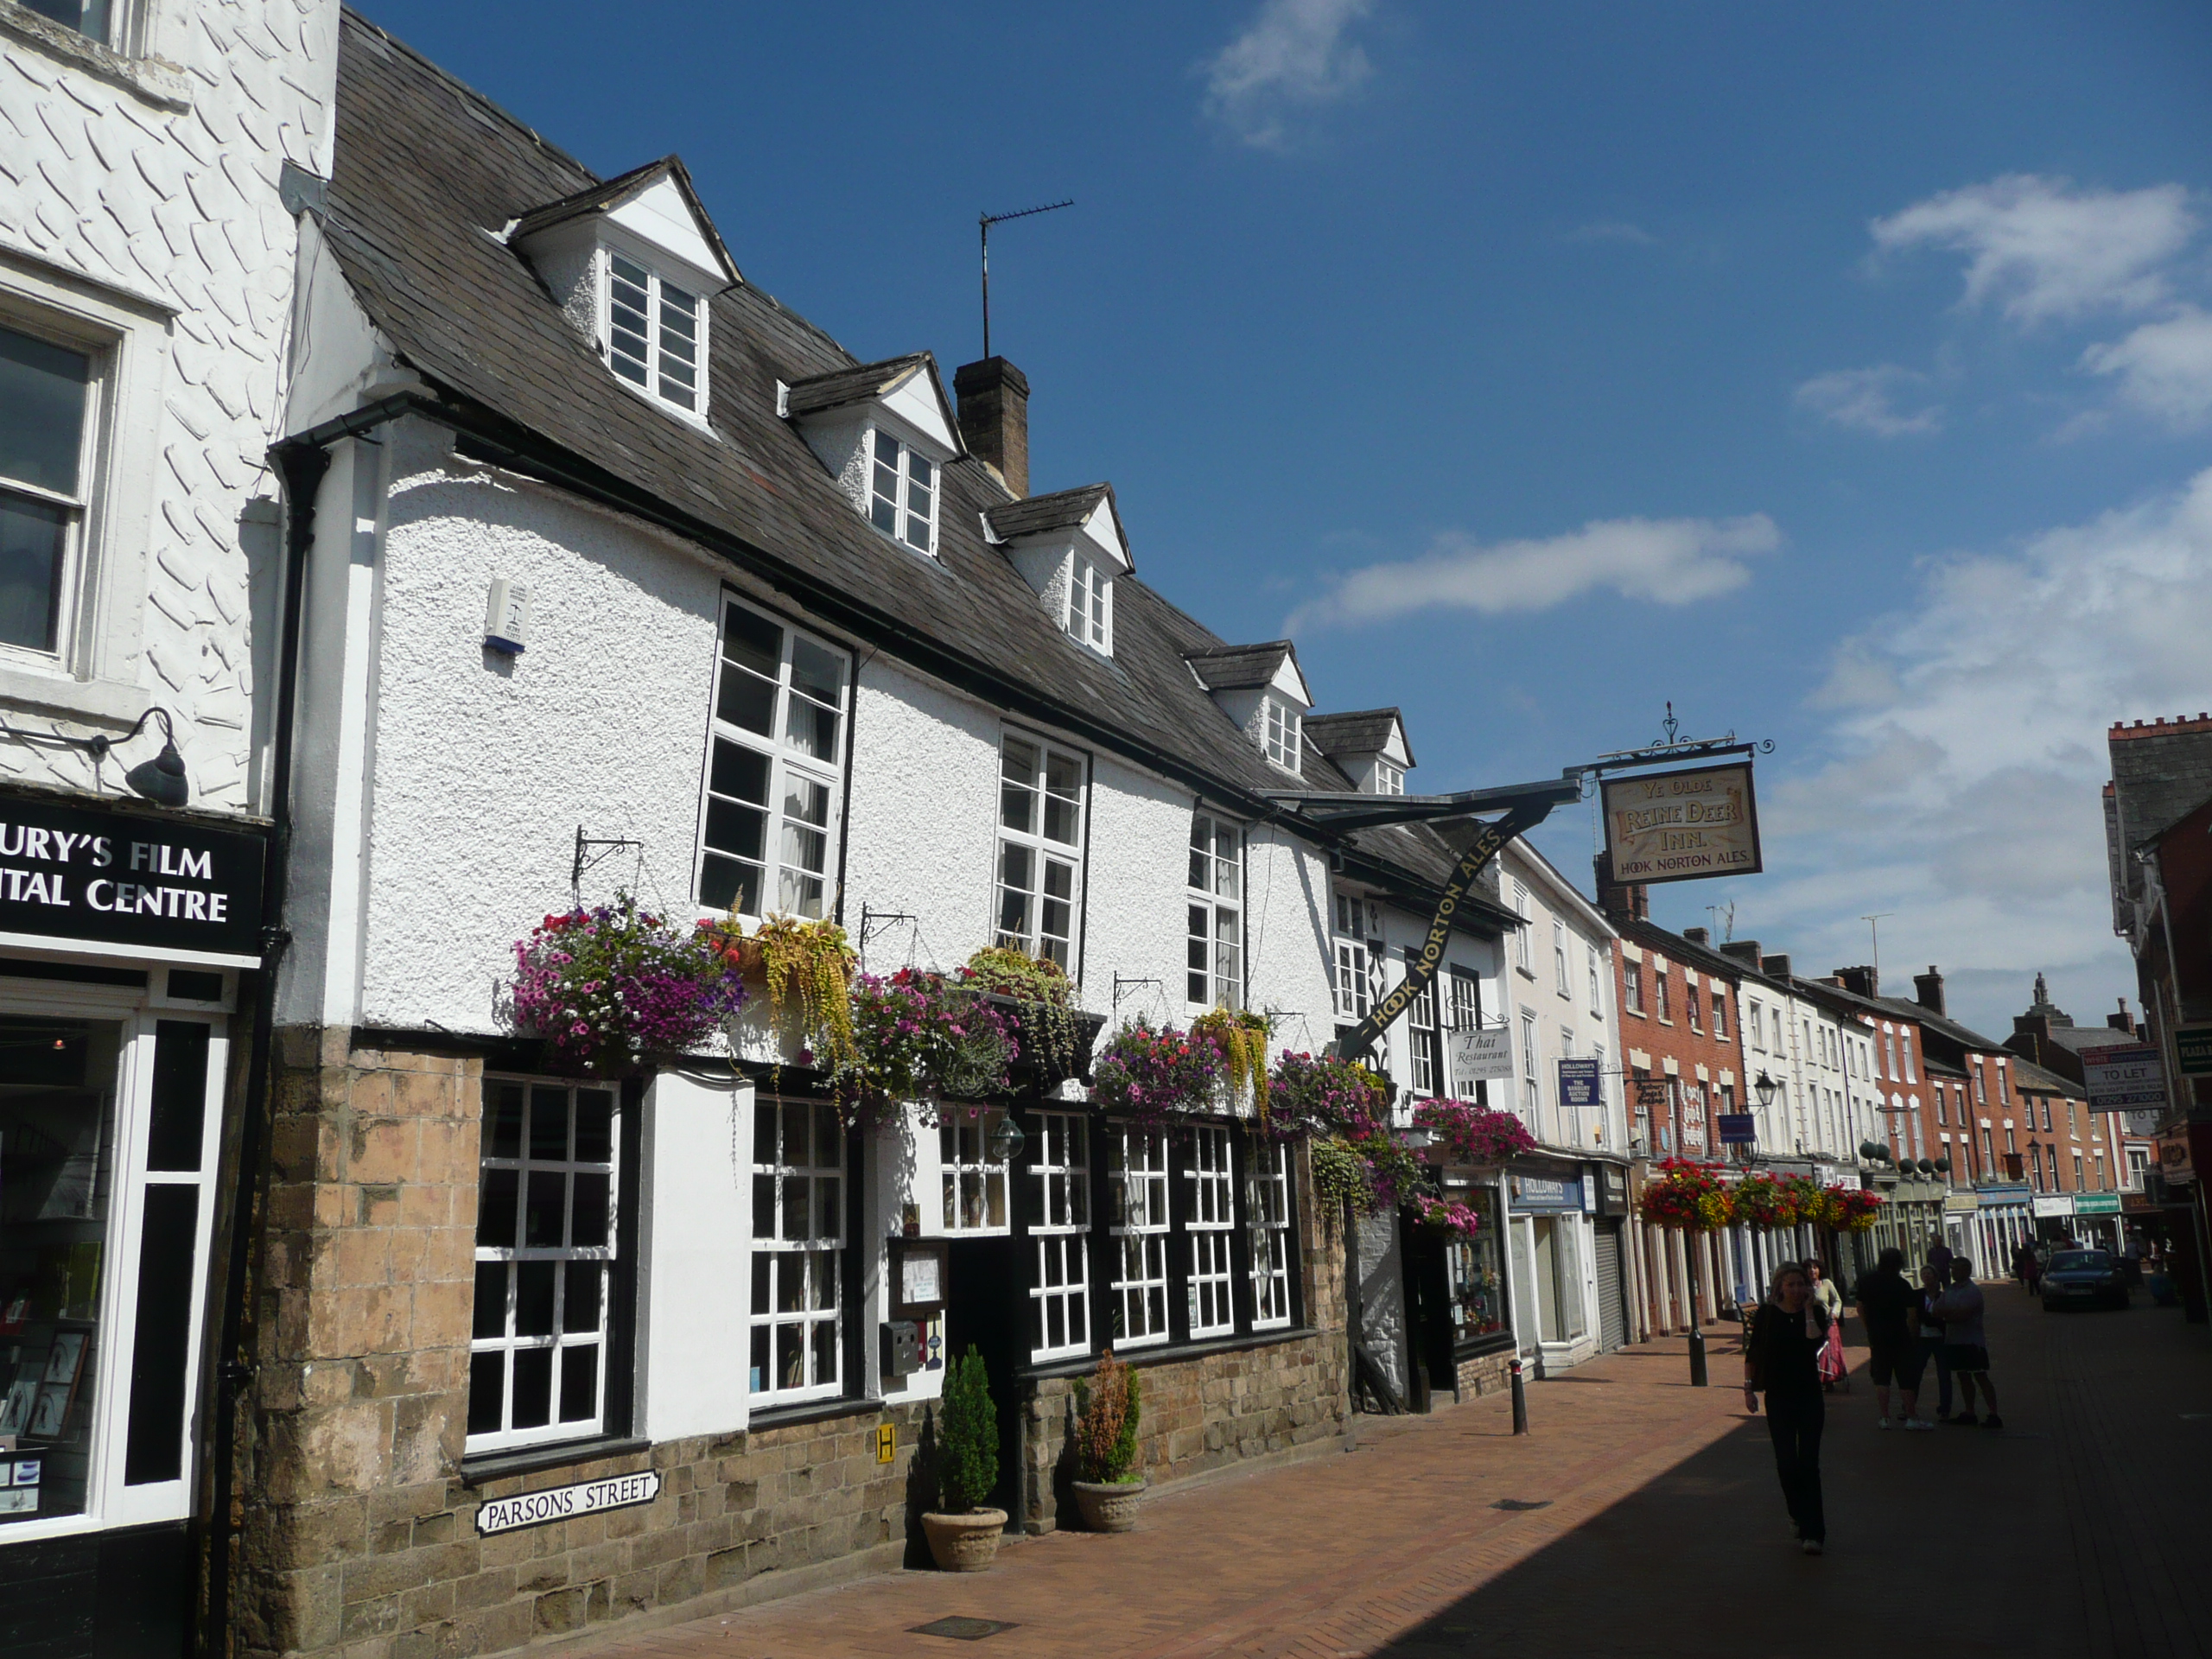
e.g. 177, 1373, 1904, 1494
563, 1285, 2211, 1659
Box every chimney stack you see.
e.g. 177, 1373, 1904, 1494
1761, 953, 1792, 980
1683, 926, 1709, 947
1591, 855, 1648, 924
1720, 940, 1763, 972
1835, 964, 1878, 999
954, 357, 1030, 497
1914, 965, 1946, 1016
2108, 997, 2133, 1033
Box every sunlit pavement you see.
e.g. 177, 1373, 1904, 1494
571, 1285, 2212, 1659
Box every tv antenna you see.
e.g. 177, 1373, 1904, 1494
980, 199, 1072, 359
1706, 900, 1735, 944
1860, 912, 1894, 976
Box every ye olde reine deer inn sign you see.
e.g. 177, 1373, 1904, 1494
1601, 761, 1762, 886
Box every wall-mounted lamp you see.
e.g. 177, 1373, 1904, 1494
0, 705, 189, 807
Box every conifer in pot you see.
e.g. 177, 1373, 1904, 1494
920, 1348, 1007, 1570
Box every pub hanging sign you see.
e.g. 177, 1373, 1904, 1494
1601, 761, 1763, 887
0, 791, 268, 961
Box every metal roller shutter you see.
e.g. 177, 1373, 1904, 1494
1594, 1222, 1626, 1351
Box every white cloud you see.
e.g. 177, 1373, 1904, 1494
1743, 467, 2212, 1015
1794, 364, 1942, 437
1201, 0, 1376, 150
2081, 304, 2212, 426
1870, 175, 2196, 325
1286, 513, 1779, 631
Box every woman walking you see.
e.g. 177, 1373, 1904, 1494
1743, 1261, 1830, 1554
1806, 1259, 1848, 1391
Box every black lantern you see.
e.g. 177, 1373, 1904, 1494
1754, 1071, 1779, 1109
986, 1113, 1027, 1165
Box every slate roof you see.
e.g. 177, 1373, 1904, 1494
782, 354, 958, 439
505, 155, 741, 286
320, 13, 1512, 926
982, 484, 1128, 563
2036, 1022, 2139, 1058
1873, 997, 2009, 1056
1185, 642, 1298, 692
1303, 709, 1414, 767
2009, 1055, 2087, 1099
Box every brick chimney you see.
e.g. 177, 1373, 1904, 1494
954, 357, 1029, 497
1761, 953, 1792, 980
1683, 926, 1709, 947
2107, 997, 2134, 1033
1720, 940, 1762, 972
1914, 965, 1946, 1016
1591, 855, 1648, 923
1835, 964, 1878, 999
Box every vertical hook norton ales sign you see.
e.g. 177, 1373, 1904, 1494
1600, 762, 1762, 886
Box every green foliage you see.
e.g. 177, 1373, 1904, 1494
1192, 1007, 1271, 1117
939, 1347, 1000, 1513
1074, 1350, 1143, 1484
962, 944, 1079, 1077
1310, 1137, 1370, 1213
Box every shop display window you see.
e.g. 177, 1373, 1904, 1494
1443, 1185, 1507, 1346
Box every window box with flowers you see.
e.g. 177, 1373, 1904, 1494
833, 968, 1019, 1127
711, 914, 858, 1074
507, 897, 748, 1076
959, 945, 1103, 1089
1090, 1017, 1224, 1129
1411, 1097, 1538, 1170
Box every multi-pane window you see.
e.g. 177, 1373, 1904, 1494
1624, 961, 1643, 1014
1519, 1011, 1540, 1121
607, 253, 702, 413
22, 0, 115, 44
1373, 759, 1404, 796
868, 427, 937, 554
1747, 1000, 1763, 1049
1067, 553, 1110, 649
1109, 1129, 1171, 1347
1901, 1032, 1918, 1083
1334, 938, 1371, 1022
1686, 982, 1702, 1031
1885, 1032, 1899, 1080
1653, 969, 1670, 1023
1262, 697, 1301, 772
1027, 1112, 1090, 1359
1185, 1127, 1236, 1338
1187, 812, 1243, 1008
1248, 1141, 1294, 1327
1587, 945, 1603, 1016
941, 1109, 1011, 1232
1770, 1008, 1783, 1052
1, 321, 97, 656
1553, 921, 1570, 998
697, 599, 849, 918
1448, 968, 1482, 1033
1711, 989, 1728, 1039
995, 734, 1086, 969
470, 1080, 618, 1452
1513, 886, 1533, 971
750, 1098, 844, 1403
1406, 952, 1440, 1096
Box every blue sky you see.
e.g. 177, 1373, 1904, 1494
359, 0, 2212, 1038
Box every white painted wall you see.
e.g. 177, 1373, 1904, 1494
1499, 842, 1626, 1156
0, 0, 339, 810
637, 1067, 754, 1439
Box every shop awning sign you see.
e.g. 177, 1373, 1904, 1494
0, 792, 266, 963
2074, 1192, 2121, 1216
1600, 761, 1762, 887
2081, 1044, 2168, 1113
1448, 1027, 1515, 1085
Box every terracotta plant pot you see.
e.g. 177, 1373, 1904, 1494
921, 1509, 1007, 1571
1071, 1478, 1146, 1533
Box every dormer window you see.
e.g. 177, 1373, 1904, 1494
868, 428, 937, 554
1068, 553, 1110, 650
1301, 709, 1414, 798
607, 255, 702, 413
1263, 698, 1301, 772
1375, 760, 1404, 796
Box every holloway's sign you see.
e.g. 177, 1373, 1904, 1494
2081, 1044, 2168, 1113
1601, 762, 1762, 886
0, 792, 267, 960
474, 1470, 661, 1535
1557, 1058, 1603, 1109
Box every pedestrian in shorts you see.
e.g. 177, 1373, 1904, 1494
1852, 1246, 1919, 1428
1935, 1257, 2004, 1430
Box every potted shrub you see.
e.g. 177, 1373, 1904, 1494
508, 897, 747, 1076
1070, 1350, 1145, 1531
921, 1347, 1005, 1571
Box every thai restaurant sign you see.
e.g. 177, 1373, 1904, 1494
1601, 762, 1762, 887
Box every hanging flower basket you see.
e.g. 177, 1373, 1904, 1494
709, 914, 858, 1073
1411, 1097, 1537, 1167
1637, 1157, 1731, 1232
1727, 1172, 1790, 1229
1192, 1007, 1271, 1119
1090, 1017, 1224, 1128
1823, 1185, 1882, 1232
834, 968, 1017, 1126
960, 946, 1097, 1085
1264, 1051, 1390, 1142
1407, 1192, 1486, 1239
508, 897, 747, 1077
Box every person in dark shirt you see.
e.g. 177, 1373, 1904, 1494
1744, 1261, 1830, 1554
1853, 1247, 1919, 1427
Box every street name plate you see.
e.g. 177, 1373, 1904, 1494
475, 1470, 661, 1535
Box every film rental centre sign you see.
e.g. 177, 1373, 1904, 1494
0, 793, 267, 959
1602, 762, 1762, 887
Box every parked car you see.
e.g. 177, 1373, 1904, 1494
2040, 1249, 2130, 1311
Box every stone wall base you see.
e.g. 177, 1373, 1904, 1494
1454, 1348, 1514, 1402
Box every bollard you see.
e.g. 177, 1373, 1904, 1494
1688, 1325, 1709, 1388
1510, 1357, 1529, 1434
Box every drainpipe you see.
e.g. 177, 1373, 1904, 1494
202, 393, 417, 1657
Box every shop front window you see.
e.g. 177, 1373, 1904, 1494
2, 1010, 219, 1529
1443, 1185, 1507, 1344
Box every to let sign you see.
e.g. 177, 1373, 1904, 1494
1601, 762, 1762, 887
475, 1470, 662, 1535
2081, 1044, 2169, 1113
0, 793, 266, 961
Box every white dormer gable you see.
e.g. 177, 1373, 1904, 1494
982, 485, 1131, 657
1185, 643, 1312, 775
781, 356, 965, 558
1303, 709, 1414, 795
508, 156, 740, 425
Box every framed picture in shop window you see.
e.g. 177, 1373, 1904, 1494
28, 1384, 70, 1440
42, 1330, 86, 1386
0, 1378, 36, 1438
